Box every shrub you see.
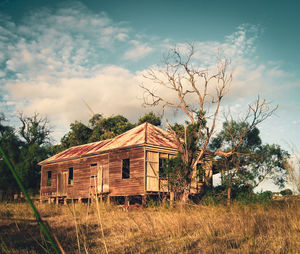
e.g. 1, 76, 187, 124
280, 189, 293, 196
236, 190, 273, 204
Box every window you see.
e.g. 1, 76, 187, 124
47, 171, 52, 186
122, 159, 130, 179
68, 167, 73, 185
159, 158, 167, 179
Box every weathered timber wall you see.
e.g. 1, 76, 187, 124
40, 146, 181, 200
108, 146, 145, 196
40, 146, 145, 200
40, 163, 58, 199
40, 153, 108, 200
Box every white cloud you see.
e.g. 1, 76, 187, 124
0, 3, 130, 82
116, 33, 128, 41
6, 66, 145, 129
123, 40, 153, 60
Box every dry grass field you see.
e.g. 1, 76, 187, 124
0, 200, 299, 253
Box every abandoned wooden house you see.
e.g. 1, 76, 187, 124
39, 122, 207, 204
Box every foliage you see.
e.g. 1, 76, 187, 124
138, 112, 161, 126
58, 113, 161, 150
89, 115, 135, 142
235, 191, 273, 205
170, 123, 184, 139
58, 115, 135, 149
60, 121, 92, 149
161, 155, 206, 199
18, 113, 51, 146
17, 113, 52, 192
210, 120, 289, 203
280, 189, 293, 196
0, 113, 52, 196
249, 144, 289, 188
16, 144, 51, 191
0, 114, 22, 196
162, 154, 189, 193
160, 117, 209, 200
200, 185, 274, 205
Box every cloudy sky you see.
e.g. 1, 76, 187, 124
0, 0, 299, 154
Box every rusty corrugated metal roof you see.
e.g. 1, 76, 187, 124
40, 122, 178, 165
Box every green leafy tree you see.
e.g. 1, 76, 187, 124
89, 113, 103, 128
280, 188, 293, 196
89, 115, 134, 142
138, 112, 161, 126
16, 113, 52, 193
0, 113, 22, 198
160, 116, 211, 202
17, 143, 51, 191
210, 121, 289, 204
249, 144, 289, 188
60, 121, 92, 149
19, 112, 51, 146
57, 114, 135, 149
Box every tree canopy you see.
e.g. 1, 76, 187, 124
210, 120, 289, 203
0, 113, 52, 198
0, 114, 22, 197
138, 112, 161, 126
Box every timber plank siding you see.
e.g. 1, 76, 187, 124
109, 147, 145, 196
40, 147, 146, 200
40, 154, 109, 200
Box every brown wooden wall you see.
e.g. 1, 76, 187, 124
40, 145, 179, 200
40, 163, 58, 199
40, 146, 146, 200
40, 153, 109, 200
108, 146, 145, 196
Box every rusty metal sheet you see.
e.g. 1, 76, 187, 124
40, 122, 178, 165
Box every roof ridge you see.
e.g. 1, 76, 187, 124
144, 122, 148, 144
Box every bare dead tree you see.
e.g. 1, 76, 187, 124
18, 112, 51, 146
141, 44, 277, 202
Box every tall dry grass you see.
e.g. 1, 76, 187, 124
0, 200, 299, 253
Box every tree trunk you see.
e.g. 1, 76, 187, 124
227, 186, 231, 206
180, 188, 189, 204
170, 191, 175, 206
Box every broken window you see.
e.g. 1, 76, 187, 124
47, 171, 52, 186
159, 158, 167, 179
68, 167, 73, 185
122, 159, 130, 179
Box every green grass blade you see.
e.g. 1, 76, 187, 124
0, 146, 61, 254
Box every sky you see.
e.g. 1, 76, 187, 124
0, 0, 300, 159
